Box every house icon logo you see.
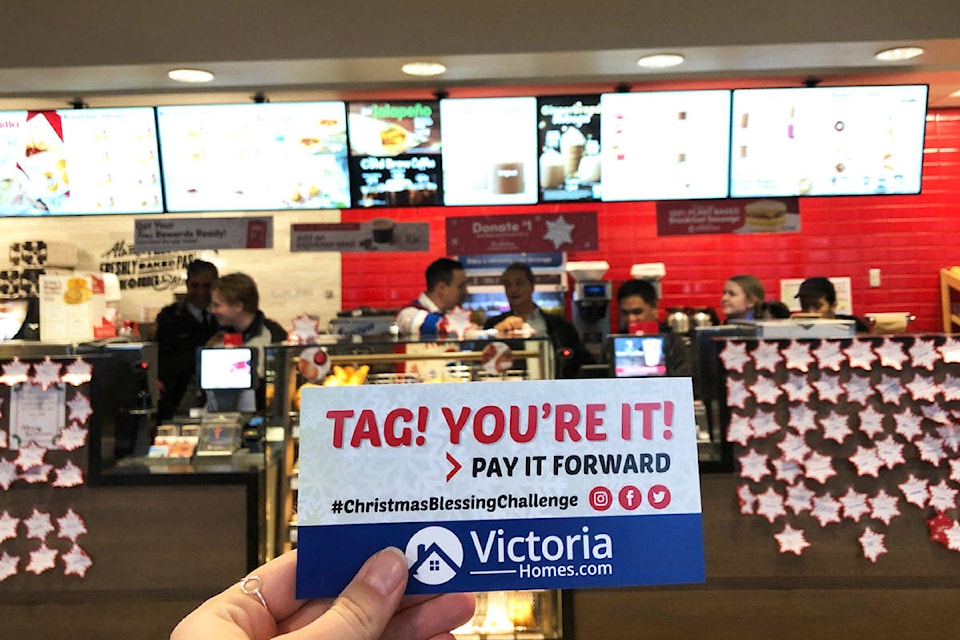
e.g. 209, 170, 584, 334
405, 526, 464, 586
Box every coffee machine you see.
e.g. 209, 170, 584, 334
566, 261, 612, 360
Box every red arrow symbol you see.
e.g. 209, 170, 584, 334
446, 452, 462, 482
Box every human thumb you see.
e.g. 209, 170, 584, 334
298, 547, 409, 639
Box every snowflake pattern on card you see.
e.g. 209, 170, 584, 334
0, 510, 19, 544
752, 341, 783, 372
858, 405, 887, 439
726, 413, 754, 446
719, 342, 751, 373
0, 357, 30, 386
849, 445, 884, 477
899, 474, 930, 508
845, 340, 878, 369
23, 508, 54, 541
751, 410, 782, 439
52, 460, 84, 488
869, 489, 901, 525
804, 451, 837, 483
726, 378, 751, 410
907, 375, 940, 403
875, 435, 906, 469
31, 357, 63, 391
752, 375, 783, 405
774, 524, 810, 555
813, 373, 845, 403
929, 480, 958, 512
66, 392, 93, 424
938, 337, 960, 363
56, 423, 88, 452
859, 527, 888, 563
787, 404, 819, 435
876, 374, 907, 404
876, 338, 909, 370
61, 357, 94, 386
755, 487, 787, 522
810, 492, 842, 526
782, 340, 815, 372
783, 373, 814, 402
56, 508, 88, 542
62, 543, 92, 577
820, 411, 852, 444
0, 458, 17, 490
739, 449, 771, 482
26, 543, 57, 575
813, 340, 846, 371
910, 339, 942, 370
844, 374, 875, 406
0, 550, 19, 582
772, 457, 804, 484
14, 441, 47, 471
784, 482, 816, 514
839, 487, 871, 521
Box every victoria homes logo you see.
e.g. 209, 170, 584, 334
405, 526, 464, 586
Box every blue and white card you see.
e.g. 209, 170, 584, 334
296, 378, 704, 597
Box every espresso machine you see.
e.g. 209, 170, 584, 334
566, 261, 612, 361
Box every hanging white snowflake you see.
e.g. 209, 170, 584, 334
738, 449, 771, 482
875, 338, 909, 370
752, 342, 783, 372
898, 474, 930, 508
803, 451, 837, 483
838, 487, 871, 521
909, 338, 942, 370
56, 423, 89, 452
755, 487, 787, 523
859, 527, 888, 563
0, 510, 20, 543
56, 508, 88, 542
719, 342, 751, 373
31, 357, 63, 391
787, 404, 819, 435
928, 480, 959, 512
782, 340, 815, 372
774, 524, 810, 555
849, 445, 884, 477
783, 372, 814, 402
0, 458, 17, 490
812, 340, 847, 371
812, 373, 844, 403
0, 357, 31, 386
875, 435, 906, 469
869, 489, 901, 525
820, 411, 852, 444
52, 461, 84, 488
25, 542, 58, 575
906, 375, 940, 403
61, 357, 94, 386
772, 457, 804, 484
0, 550, 20, 582
23, 508, 55, 541
892, 408, 924, 441
784, 482, 816, 514
62, 543, 93, 577
858, 405, 887, 439
845, 340, 878, 370
66, 392, 93, 424
844, 374, 875, 406
810, 492, 843, 526
14, 441, 47, 471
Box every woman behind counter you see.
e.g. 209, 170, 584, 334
721, 274, 776, 322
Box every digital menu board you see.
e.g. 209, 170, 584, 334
600, 91, 732, 201
730, 85, 928, 197
537, 95, 602, 202
440, 97, 539, 206
348, 100, 442, 207
0, 108, 163, 216
157, 102, 350, 211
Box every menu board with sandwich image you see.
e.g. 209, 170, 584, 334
348, 100, 442, 207
0, 108, 163, 216
600, 90, 732, 202
537, 94, 602, 202
440, 97, 539, 206
157, 102, 350, 211
730, 85, 928, 197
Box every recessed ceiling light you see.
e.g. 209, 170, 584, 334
401, 62, 446, 77
637, 53, 685, 69
167, 68, 215, 83
874, 46, 925, 62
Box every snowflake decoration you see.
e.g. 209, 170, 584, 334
927, 511, 954, 545
752, 375, 783, 404
61, 357, 93, 386
820, 411, 852, 444
56, 508, 88, 542
810, 492, 843, 526
774, 524, 810, 555
929, 480, 959, 512
787, 404, 819, 435
783, 373, 814, 403
875, 435, 905, 469
858, 405, 887, 439
845, 340, 878, 369
839, 487, 871, 521
290, 313, 320, 345
782, 340, 815, 372
25, 543, 58, 575
893, 408, 924, 441
726, 413, 754, 446
869, 489, 901, 525
31, 356, 63, 391
719, 342, 751, 373
0, 430, 6, 449
951, 459, 960, 484
0, 357, 31, 386
737, 484, 756, 515
726, 378, 751, 409
813, 373, 844, 403
938, 337, 960, 363
921, 404, 952, 426
942, 374, 960, 401
23, 508, 54, 541
62, 543, 93, 577
899, 474, 930, 508
784, 482, 816, 514
772, 457, 804, 484
849, 445, 884, 477
0, 510, 19, 544
876, 374, 906, 405
944, 523, 960, 552
14, 441, 47, 471
20, 464, 53, 484
0, 458, 17, 490
739, 449, 771, 482
542, 214, 576, 249
804, 451, 837, 484
751, 410, 782, 439
813, 340, 846, 371
937, 425, 960, 453
875, 338, 909, 370
844, 375, 875, 406
67, 392, 93, 424
910, 339, 942, 370
0, 551, 19, 582
755, 487, 787, 523
906, 375, 940, 403
916, 434, 947, 466
859, 527, 888, 563
778, 432, 811, 463
752, 342, 783, 372
52, 461, 84, 488
56, 423, 88, 452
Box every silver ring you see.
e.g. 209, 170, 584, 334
239, 575, 267, 608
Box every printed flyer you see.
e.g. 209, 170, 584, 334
297, 377, 704, 597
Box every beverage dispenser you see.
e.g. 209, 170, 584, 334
566, 261, 611, 360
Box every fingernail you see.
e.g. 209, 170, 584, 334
361, 547, 408, 596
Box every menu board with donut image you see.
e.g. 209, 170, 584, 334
0, 108, 163, 216
157, 102, 350, 211
600, 91, 732, 202
537, 94, 602, 202
729, 85, 928, 197
440, 97, 539, 206
348, 100, 442, 208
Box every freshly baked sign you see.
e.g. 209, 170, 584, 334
655, 197, 800, 236
296, 377, 704, 597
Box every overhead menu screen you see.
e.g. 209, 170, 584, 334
440, 97, 539, 206
157, 102, 350, 211
730, 85, 928, 197
348, 100, 442, 207
537, 94, 602, 202
600, 90, 732, 201
0, 108, 163, 216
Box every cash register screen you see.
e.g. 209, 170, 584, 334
608, 335, 668, 378
198, 347, 256, 390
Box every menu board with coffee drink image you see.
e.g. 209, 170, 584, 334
440, 97, 539, 206
348, 101, 443, 208
537, 95, 602, 202
0, 108, 163, 216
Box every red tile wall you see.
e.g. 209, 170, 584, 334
343, 109, 960, 333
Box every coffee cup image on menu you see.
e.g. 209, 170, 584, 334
559, 126, 586, 178
491, 161, 525, 194
371, 217, 395, 243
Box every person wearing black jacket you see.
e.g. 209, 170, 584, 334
483, 262, 594, 378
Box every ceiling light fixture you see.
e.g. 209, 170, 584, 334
637, 53, 685, 69
167, 68, 215, 83
401, 62, 447, 77
874, 46, 925, 62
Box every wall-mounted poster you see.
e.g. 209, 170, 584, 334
440, 97, 538, 206
537, 95, 602, 202
348, 101, 442, 208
